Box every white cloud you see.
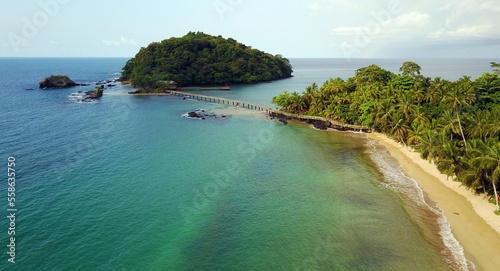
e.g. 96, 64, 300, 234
309, 3, 322, 11
308, 2, 332, 15
49, 40, 59, 45
2, 42, 9, 47
330, 11, 430, 39
102, 37, 138, 47
102, 40, 120, 47
479, 1, 500, 12
307, 0, 359, 16
392, 12, 430, 29
120, 37, 138, 46
331, 26, 367, 35
328, 0, 358, 9
437, 4, 452, 11
431, 24, 494, 39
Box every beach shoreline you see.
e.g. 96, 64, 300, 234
366, 132, 500, 271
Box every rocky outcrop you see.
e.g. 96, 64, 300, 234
39, 75, 78, 89
182, 109, 226, 120
90, 86, 104, 98
270, 111, 374, 133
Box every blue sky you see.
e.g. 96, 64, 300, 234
1, 0, 499, 58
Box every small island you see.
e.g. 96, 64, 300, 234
120, 32, 293, 93
39, 75, 78, 89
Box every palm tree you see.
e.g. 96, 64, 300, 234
419, 127, 439, 161
374, 99, 395, 132
425, 77, 448, 103
462, 139, 488, 194
271, 91, 291, 110
487, 107, 500, 138
439, 109, 459, 140
410, 105, 430, 126
465, 109, 491, 141
472, 139, 500, 212
407, 123, 425, 147
436, 141, 465, 180
410, 84, 426, 104
303, 85, 315, 105
323, 104, 336, 118
389, 112, 410, 143
288, 91, 303, 112
396, 91, 415, 119
441, 77, 476, 147
310, 98, 324, 115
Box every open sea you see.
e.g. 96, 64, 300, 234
0, 58, 497, 270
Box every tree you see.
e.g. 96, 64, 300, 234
472, 140, 500, 212
491, 62, 500, 75
324, 104, 336, 118
465, 109, 490, 141
355, 65, 392, 86
310, 98, 324, 115
436, 141, 465, 180
399, 61, 422, 77
407, 123, 425, 146
442, 77, 476, 147
389, 112, 409, 143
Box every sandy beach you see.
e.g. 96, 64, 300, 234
367, 132, 500, 271
213, 105, 269, 118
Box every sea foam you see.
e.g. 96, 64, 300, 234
365, 139, 475, 271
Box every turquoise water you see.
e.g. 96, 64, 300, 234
1, 58, 495, 270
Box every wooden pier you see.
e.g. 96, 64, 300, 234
169, 90, 372, 132
169, 90, 273, 113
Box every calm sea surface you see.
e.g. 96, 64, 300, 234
0, 58, 496, 270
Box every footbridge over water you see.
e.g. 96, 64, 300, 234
169, 90, 372, 133
169, 90, 273, 113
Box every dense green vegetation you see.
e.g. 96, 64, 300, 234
272, 61, 500, 212
121, 32, 293, 90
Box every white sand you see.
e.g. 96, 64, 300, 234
213, 106, 268, 118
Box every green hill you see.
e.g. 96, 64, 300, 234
121, 32, 293, 90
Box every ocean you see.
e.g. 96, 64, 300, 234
0, 57, 496, 270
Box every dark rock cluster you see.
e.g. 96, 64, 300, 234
183, 109, 227, 120
269, 112, 373, 133
39, 75, 78, 89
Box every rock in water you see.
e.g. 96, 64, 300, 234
279, 119, 288, 125
312, 120, 328, 130
39, 75, 78, 89
187, 111, 200, 118
90, 86, 104, 98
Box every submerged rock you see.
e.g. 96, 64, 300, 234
183, 109, 227, 120
39, 75, 78, 89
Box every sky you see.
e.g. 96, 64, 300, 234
1, 0, 499, 58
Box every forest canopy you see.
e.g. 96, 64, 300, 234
121, 32, 293, 90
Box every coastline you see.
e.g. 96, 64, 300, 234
367, 132, 500, 271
